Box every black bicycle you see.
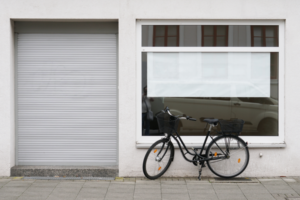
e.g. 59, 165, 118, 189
143, 107, 249, 180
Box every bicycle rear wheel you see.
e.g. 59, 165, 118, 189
206, 135, 249, 178
143, 139, 174, 180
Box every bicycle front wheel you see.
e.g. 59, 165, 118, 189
143, 139, 174, 180
206, 135, 249, 178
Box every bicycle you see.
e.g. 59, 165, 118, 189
142, 107, 249, 180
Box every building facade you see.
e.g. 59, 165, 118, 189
0, 0, 299, 177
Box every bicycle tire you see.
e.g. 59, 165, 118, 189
143, 139, 174, 180
206, 135, 249, 178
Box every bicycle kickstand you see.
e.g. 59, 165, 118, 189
198, 162, 204, 181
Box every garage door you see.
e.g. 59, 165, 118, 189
16, 24, 118, 165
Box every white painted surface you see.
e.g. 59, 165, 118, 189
0, 0, 299, 177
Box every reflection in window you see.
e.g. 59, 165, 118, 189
142, 25, 279, 47
141, 24, 280, 137
153, 25, 179, 46
251, 26, 278, 47
271, 53, 278, 79
202, 26, 228, 46
142, 52, 278, 137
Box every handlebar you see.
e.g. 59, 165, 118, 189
164, 107, 196, 121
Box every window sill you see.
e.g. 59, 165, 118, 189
136, 142, 286, 149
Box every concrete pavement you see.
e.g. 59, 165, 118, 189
0, 177, 300, 200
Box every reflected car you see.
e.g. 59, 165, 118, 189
164, 97, 278, 136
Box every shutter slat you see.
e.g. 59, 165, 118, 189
17, 33, 117, 165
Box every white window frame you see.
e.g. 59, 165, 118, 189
136, 20, 285, 147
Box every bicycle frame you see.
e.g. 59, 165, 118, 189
163, 123, 228, 164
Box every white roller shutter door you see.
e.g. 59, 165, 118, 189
16, 33, 118, 165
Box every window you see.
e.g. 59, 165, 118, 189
251, 26, 278, 47
138, 20, 284, 145
153, 25, 179, 46
202, 25, 228, 46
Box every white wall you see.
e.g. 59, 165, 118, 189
0, 0, 299, 177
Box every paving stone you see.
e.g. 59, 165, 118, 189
286, 193, 300, 197
23, 187, 54, 194
109, 184, 134, 189
17, 193, 50, 200
0, 179, 11, 182
161, 193, 190, 200
212, 183, 239, 189
189, 193, 218, 200
30, 182, 59, 187
105, 192, 134, 199
124, 178, 136, 182
244, 193, 276, 200
0, 186, 28, 195
186, 180, 210, 184
0, 182, 9, 187
135, 180, 160, 185
83, 182, 110, 188
187, 184, 213, 190
76, 197, 104, 200
189, 192, 219, 200
161, 181, 186, 185
216, 193, 247, 200
284, 179, 297, 183
134, 192, 161, 199
264, 184, 294, 190
188, 189, 216, 194
56, 182, 84, 188
214, 189, 243, 194
104, 198, 133, 200
0, 196, 19, 200
51, 187, 81, 194
271, 193, 287, 200
161, 184, 187, 189
0, 193, 20, 200
75, 188, 106, 200
162, 188, 188, 193
134, 184, 161, 189
269, 189, 298, 194
240, 188, 270, 194
259, 179, 288, 185
107, 188, 134, 193
46, 192, 79, 200
134, 198, 161, 200
134, 188, 161, 193
4, 181, 32, 187
78, 187, 107, 195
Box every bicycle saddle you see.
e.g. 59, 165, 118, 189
203, 118, 219, 125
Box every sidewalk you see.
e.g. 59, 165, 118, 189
0, 176, 300, 200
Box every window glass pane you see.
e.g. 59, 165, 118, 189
142, 25, 279, 47
265, 27, 276, 37
253, 37, 263, 46
217, 26, 226, 35
203, 26, 214, 35
155, 26, 165, 37
203, 36, 214, 46
266, 38, 275, 47
167, 37, 177, 46
253, 27, 262, 37
154, 37, 165, 46
168, 26, 178, 36
216, 36, 226, 46
270, 52, 278, 79
141, 52, 278, 136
